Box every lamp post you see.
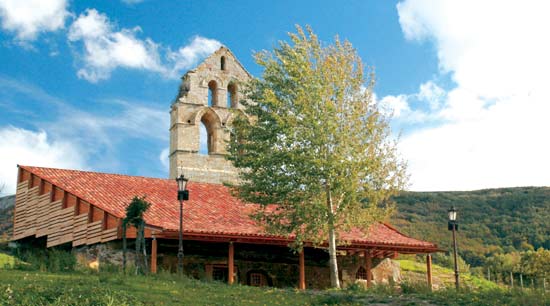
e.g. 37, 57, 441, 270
448, 206, 459, 290
176, 174, 189, 276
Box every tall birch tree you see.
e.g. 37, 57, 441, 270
227, 26, 408, 288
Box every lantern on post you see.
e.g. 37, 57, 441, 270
176, 173, 189, 275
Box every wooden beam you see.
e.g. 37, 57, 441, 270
365, 250, 372, 287
151, 236, 157, 274
299, 249, 306, 290
426, 253, 433, 291
228, 242, 234, 285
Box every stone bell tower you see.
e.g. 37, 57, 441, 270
169, 47, 251, 184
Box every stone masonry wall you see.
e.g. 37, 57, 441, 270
169, 47, 251, 184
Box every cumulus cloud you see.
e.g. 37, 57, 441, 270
68, 9, 163, 82
159, 147, 169, 170
0, 126, 86, 194
68, 9, 221, 82
379, 80, 444, 123
395, 0, 550, 190
0, 0, 69, 41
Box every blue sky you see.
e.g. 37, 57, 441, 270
1, 0, 549, 194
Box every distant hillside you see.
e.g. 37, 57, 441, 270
392, 187, 550, 266
0, 195, 15, 238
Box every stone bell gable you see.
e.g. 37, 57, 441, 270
169, 46, 252, 184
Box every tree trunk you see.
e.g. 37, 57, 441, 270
520, 273, 524, 289
135, 223, 142, 275
122, 222, 127, 274
326, 184, 340, 289
141, 221, 148, 273
510, 271, 513, 288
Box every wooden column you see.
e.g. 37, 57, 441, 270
228, 242, 234, 285
150, 236, 157, 274
365, 250, 372, 287
426, 253, 433, 290
299, 249, 306, 290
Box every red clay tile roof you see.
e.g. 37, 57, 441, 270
20, 165, 438, 252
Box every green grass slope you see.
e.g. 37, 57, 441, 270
392, 187, 550, 266
1, 253, 549, 306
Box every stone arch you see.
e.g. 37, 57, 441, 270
208, 80, 218, 107
356, 266, 368, 280
246, 269, 272, 287
193, 108, 222, 154
227, 81, 238, 108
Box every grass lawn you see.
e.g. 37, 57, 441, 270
397, 259, 498, 290
1, 253, 549, 305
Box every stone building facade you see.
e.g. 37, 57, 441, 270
169, 47, 251, 184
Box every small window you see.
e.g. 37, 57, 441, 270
221, 56, 226, 70
227, 83, 237, 108
247, 270, 271, 287
213, 266, 228, 282
250, 273, 266, 287
356, 266, 368, 280
208, 80, 218, 107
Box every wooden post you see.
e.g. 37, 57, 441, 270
426, 254, 433, 291
228, 242, 234, 285
150, 236, 157, 274
299, 249, 306, 290
365, 250, 372, 288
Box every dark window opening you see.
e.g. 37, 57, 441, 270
356, 266, 368, 280
213, 266, 228, 282
208, 80, 218, 107
246, 270, 272, 287
221, 56, 226, 70
227, 83, 237, 108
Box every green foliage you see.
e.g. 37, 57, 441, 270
392, 187, 550, 266
0, 252, 14, 268
123, 196, 151, 275
1, 268, 549, 305
227, 25, 406, 288
123, 196, 151, 229
12, 247, 76, 272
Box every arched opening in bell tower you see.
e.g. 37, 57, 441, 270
208, 80, 218, 107
227, 82, 237, 108
198, 109, 221, 155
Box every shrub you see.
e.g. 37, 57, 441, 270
13, 247, 76, 272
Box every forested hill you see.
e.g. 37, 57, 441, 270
392, 187, 550, 266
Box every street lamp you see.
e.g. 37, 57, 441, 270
448, 206, 459, 290
176, 174, 189, 276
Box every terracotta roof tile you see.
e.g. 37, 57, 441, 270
20, 165, 438, 250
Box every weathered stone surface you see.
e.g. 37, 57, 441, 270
371, 258, 402, 285
74, 242, 134, 270
169, 47, 251, 184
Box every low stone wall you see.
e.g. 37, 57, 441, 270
74, 240, 401, 289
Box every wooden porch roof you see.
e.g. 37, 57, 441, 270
19, 165, 440, 253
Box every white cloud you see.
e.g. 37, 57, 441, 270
396, 0, 550, 190
166, 36, 223, 77
0, 126, 86, 194
0, 0, 69, 41
68, 9, 221, 82
68, 9, 163, 82
159, 147, 169, 170
379, 80, 444, 123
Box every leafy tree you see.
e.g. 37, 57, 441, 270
227, 26, 407, 288
122, 196, 151, 275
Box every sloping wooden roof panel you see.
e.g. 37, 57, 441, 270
19, 165, 438, 251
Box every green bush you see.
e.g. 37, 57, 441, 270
13, 247, 76, 272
